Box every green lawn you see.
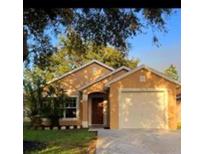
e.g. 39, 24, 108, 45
24, 127, 97, 154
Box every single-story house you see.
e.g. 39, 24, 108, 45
47, 60, 181, 129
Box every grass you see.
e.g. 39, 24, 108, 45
24, 124, 97, 154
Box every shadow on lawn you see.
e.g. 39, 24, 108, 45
23, 141, 47, 153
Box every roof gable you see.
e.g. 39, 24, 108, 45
47, 60, 114, 84
78, 66, 130, 91
105, 65, 181, 87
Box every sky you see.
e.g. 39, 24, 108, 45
127, 9, 181, 77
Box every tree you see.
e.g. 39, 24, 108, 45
58, 32, 139, 69
23, 71, 66, 126
24, 8, 173, 67
23, 74, 46, 117
164, 65, 179, 81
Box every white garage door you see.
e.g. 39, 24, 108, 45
119, 89, 168, 129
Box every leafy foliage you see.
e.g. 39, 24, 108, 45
24, 8, 173, 67
23, 75, 46, 117
164, 64, 179, 81
42, 84, 67, 126
57, 32, 139, 69
23, 72, 66, 126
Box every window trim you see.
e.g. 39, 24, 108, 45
62, 95, 79, 120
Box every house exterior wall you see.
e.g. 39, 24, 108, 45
50, 62, 112, 126
82, 69, 128, 95
109, 68, 178, 129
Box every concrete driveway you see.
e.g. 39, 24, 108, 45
95, 129, 180, 154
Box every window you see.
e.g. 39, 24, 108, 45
63, 97, 78, 119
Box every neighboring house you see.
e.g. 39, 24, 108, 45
47, 60, 181, 129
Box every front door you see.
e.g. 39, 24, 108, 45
92, 97, 104, 124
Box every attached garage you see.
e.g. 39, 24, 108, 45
119, 89, 168, 129
106, 65, 181, 129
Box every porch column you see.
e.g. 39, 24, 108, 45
82, 94, 88, 128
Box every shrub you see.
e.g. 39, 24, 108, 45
24, 75, 68, 127
23, 75, 46, 126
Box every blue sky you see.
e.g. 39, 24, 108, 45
127, 9, 181, 76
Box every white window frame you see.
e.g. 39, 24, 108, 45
62, 95, 79, 120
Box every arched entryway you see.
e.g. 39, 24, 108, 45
88, 92, 108, 127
